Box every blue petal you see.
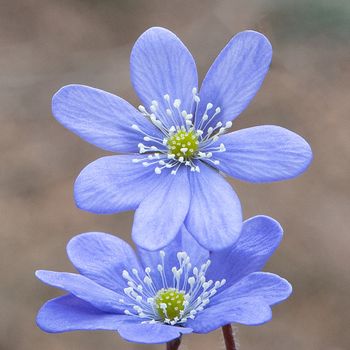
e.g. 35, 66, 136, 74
38, 295, 193, 341
132, 166, 190, 250
187, 297, 272, 333
217, 272, 292, 306
176, 226, 209, 266
35, 270, 125, 313
185, 164, 242, 250
212, 126, 313, 183
67, 232, 141, 294
52, 84, 161, 153
208, 215, 283, 286
132, 167, 191, 251
74, 155, 159, 214
117, 322, 192, 344
37, 294, 132, 333
130, 27, 198, 127
137, 226, 209, 287
196, 31, 272, 128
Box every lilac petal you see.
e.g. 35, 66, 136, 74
176, 226, 209, 266
196, 31, 272, 128
185, 164, 242, 250
137, 226, 209, 287
37, 294, 132, 333
35, 270, 125, 313
132, 167, 190, 251
132, 168, 190, 251
208, 215, 283, 286
217, 272, 292, 306
187, 297, 271, 333
212, 126, 313, 183
130, 27, 198, 127
74, 155, 159, 214
67, 232, 141, 294
117, 322, 192, 344
52, 84, 161, 153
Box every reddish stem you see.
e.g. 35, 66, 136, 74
166, 337, 181, 350
222, 324, 238, 350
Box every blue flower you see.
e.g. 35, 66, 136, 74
36, 215, 292, 344
52, 27, 312, 251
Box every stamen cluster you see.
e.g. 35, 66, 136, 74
121, 251, 226, 325
132, 88, 231, 175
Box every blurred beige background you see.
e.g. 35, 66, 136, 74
1, 0, 349, 349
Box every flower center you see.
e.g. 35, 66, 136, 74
155, 288, 185, 321
167, 130, 199, 160
132, 88, 231, 175
120, 250, 226, 326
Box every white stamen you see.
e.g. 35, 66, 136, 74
138, 105, 147, 113
173, 99, 181, 108
120, 249, 225, 326
131, 88, 228, 175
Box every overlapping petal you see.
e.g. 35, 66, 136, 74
132, 167, 191, 250
208, 215, 283, 285
217, 272, 292, 306
74, 155, 159, 214
52, 84, 160, 153
196, 31, 272, 128
130, 27, 198, 127
191, 272, 290, 332
188, 297, 272, 333
38, 295, 190, 344
117, 323, 192, 344
185, 164, 242, 250
67, 232, 141, 293
35, 270, 125, 313
37, 295, 132, 333
212, 125, 313, 182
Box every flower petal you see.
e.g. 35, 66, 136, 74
35, 270, 125, 313
187, 297, 271, 333
176, 226, 209, 266
137, 226, 209, 286
185, 164, 242, 250
117, 322, 192, 344
217, 272, 292, 306
37, 294, 132, 333
130, 27, 198, 127
196, 31, 272, 128
132, 167, 190, 251
208, 215, 283, 286
52, 84, 160, 153
67, 232, 140, 293
213, 125, 312, 182
74, 155, 159, 214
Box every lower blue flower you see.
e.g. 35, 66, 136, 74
36, 215, 292, 344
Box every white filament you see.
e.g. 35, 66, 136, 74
131, 88, 230, 175
120, 250, 226, 325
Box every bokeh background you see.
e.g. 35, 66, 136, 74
1, 0, 349, 349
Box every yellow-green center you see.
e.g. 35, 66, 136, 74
167, 130, 199, 159
155, 288, 185, 320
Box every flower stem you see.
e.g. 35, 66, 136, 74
166, 337, 181, 350
222, 324, 237, 350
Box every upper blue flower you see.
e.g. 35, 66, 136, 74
52, 27, 312, 251
36, 215, 291, 344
